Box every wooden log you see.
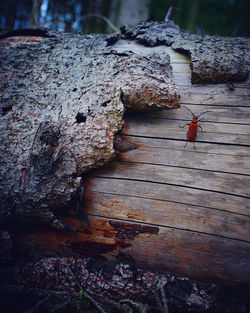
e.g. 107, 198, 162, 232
91, 161, 250, 197
4, 24, 250, 293
122, 118, 250, 145
117, 142, 250, 175
120, 135, 250, 156
179, 93, 250, 106
86, 177, 249, 217
141, 105, 250, 124
124, 116, 250, 136
12, 214, 250, 286
84, 192, 250, 241
83, 72, 250, 284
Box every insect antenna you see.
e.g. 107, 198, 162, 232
197, 111, 212, 118
183, 106, 195, 117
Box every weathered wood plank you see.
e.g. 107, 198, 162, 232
86, 177, 250, 216
121, 135, 250, 156
172, 72, 192, 85
172, 63, 250, 97
85, 41, 250, 287
84, 191, 250, 241
122, 118, 250, 145
120, 219, 250, 286
179, 93, 250, 106
179, 85, 250, 97
118, 143, 250, 175
91, 161, 250, 198
167, 47, 191, 64
125, 116, 250, 135
85, 215, 250, 286
14, 214, 250, 286
142, 105, 250, 124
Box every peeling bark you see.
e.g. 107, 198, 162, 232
172, 32, 250, 84
0, 30, 179, 228
121, 21, 250, 84
121, 20, 180, 46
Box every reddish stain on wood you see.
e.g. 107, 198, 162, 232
109, 220, 159, 240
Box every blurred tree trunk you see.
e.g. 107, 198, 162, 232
5, 0, 18, 30
47, 0, 59, 29
186, 0, 200, 33
30, 0, 42, 27
111, 0, 150, 28
81, 0, 95, 33
65, 3, 75, 33
97, 0, 113, 33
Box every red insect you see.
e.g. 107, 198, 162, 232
179, 106, 211, 149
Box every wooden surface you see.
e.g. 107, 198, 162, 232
13, 45, 250, 287
83, 46, 250, 286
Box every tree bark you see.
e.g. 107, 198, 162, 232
121, 20, 250, 83
0, 28, 178, 230
4, 0, 18, 30
0, 256, 249, 313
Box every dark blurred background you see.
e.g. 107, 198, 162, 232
0, 0, 249, 36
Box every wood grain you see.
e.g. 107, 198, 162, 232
86, 177, 250, 216
91, 161, 250, 198
8, 36, 250, 288
140, 105, 250, 124
124, 116, 250, 134
84, 47, 250, 286
13, 214, 250, 285
120, 135, 250, 156
85, 192, 250, 241
118, 142, 250, 175
122, 118, 250, 145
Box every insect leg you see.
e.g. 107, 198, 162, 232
184, 130, 189, 148
179, 123, 189, 128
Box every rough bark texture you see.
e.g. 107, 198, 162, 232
0, 29, 179, 229
0, 256, 249, 313
121, 21, 250, 84
172, 32, 250, 84
121, 20, 181, 46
